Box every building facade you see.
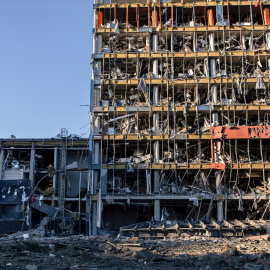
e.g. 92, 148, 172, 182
90, 0, 270, 236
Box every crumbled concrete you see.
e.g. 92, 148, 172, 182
0, 234, 270, 269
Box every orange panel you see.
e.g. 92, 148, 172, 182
152, 11, 158, 27
212, 163, 226, 171
207, 9, 214, 26
255, 0, 260, 7
264, 8, 270, 25
114, 4, 117, 24
97, 12, 103, 28
136, 4, 139, 28
126, 6, 129, 28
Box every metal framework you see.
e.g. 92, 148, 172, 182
90, 0, 270, 235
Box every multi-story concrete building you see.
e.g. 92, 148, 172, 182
89, 0, 270, 236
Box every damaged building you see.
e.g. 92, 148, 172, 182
0, 134, 90, 235
2, 0, 270, 237
90, 0, 270, 237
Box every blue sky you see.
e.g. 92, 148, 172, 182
0, 0, 93, 138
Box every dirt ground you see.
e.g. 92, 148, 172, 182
0, 233, 270, 270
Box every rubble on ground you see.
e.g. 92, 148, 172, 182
1, 233, 270, 270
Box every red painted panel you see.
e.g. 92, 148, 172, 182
211, 126, 270, 139
212, 163, 226, 171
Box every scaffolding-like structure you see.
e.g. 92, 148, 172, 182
90, 0, 270, 235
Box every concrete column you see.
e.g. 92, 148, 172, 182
171, 32, 174, 52
209, 32, 217, 125
171, 58, 174, 80
92, 115, 100, 236
171, 32, 174, 53
266, 32, 270, 51
208, 33, 214, 52
29, 147, 35, 190
97, 36, 102, 54
0, 149, 4, 180
152, 35, 158, 53
248, 33, 253, 51
153, 62, 159, 79
96, 35, 102, 80
91, 30, 102, 235
210, 58, 216, 78
215, 171, 223, 221
52, 147, 58, 207
93, 35, 96, 55
153, 86, 159, 105
154, 141, 159, 164
136, 58, 140, 79
86, 194, 91, 235
152, 32, 160, 221
95, 88, 101, 107
193, 32, 197, 52
211, 85, 218, 126
154, 199, 160, 221
92, 201, 98, 236
211, 85, 217, 103
92, 9, 97, 53
209, 32, 223, 221
242, 35, 246, 50
153, 87, 160, 174
29, 145, 35, 229
153, 113, 159, 132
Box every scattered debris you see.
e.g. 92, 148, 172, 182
0, 234, 269, 270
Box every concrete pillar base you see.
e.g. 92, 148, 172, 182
154, 200, 160, 221
92, 201, 98, 236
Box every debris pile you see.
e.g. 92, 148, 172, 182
1, 234, 270, 270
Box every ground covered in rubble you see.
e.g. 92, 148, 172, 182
0, 234, 270, 270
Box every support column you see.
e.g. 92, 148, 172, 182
154, 200, 160, 221
92, 196, 98, 236
215, 171, 223, 221
208, 33, 214, 52
97, 35, 102, 54
0, 149, 4, 180
171, 32, 174, 79
208, 16, 223, 222
29, 145, 35, 191
193, 32, 197, 52
171, 32, 174, 53
52, 147, 58, 207
95, 35, 102, 80
152, 29, 160, 221
95, 88, 101, 107
29, 143, 35, 228
242, 35, 246, 50
266, 32, 270, 51
95, 9, 102, 78
92, 115, 100, 236
91, 19, 102, 235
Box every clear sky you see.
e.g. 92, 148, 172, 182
0, 0, 93, 138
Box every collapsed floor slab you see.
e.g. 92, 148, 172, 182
120, 219, 270, 238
